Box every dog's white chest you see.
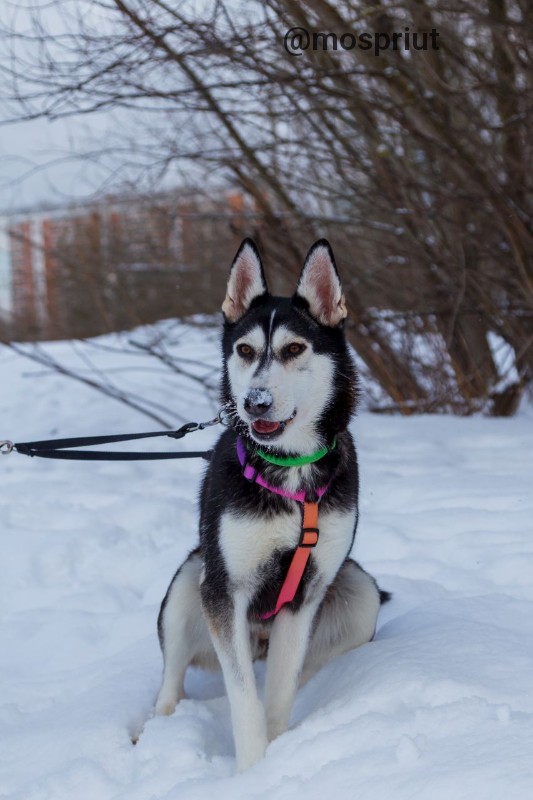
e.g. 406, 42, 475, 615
219, 506, 356, 586
220, 509, 300, 584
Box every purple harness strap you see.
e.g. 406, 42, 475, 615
236, 437, 329, 501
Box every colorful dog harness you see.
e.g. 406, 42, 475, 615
236, 437, 331, 619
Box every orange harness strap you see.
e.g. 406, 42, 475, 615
261, 501, 319, 619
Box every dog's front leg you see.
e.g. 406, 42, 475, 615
264, 600, 321, 742
202, 589, 268, 771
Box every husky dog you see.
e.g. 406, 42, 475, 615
155, 239, 387, 771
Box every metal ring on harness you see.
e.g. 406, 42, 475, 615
216, 408, 234, 427
0, 440, 14, 455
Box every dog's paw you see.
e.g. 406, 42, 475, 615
236, 739, 268, 772
235, 713, 268, 771
154, 691, 185, 717
154, 700, 176, 716
266, 717, 288, 743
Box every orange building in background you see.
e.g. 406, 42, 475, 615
2, 190, 259, 340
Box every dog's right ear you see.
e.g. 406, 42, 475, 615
294, 239, 347, 326
222, 239, 268, 323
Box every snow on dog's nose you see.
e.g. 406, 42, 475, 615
243, 387, 273, 418
244, 389, 283, 435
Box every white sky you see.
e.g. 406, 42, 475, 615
0, 114, 115, 213
0, 0, 254, 215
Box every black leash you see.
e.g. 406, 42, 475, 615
0, 411, 229, 462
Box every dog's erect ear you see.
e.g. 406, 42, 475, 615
294, 239, 347, 326
222, 239, 268, 323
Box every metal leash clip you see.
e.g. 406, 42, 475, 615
198, 413, 224, 430
196, 408, 234, 430
0, 440, 14, 455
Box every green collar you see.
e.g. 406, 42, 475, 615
254, 437, 337, 467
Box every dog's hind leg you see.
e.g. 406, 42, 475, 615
155, 549, 217, 716
300, 559, 381, 686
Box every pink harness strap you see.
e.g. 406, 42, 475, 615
236, 438, 329, 501
236, 437, 329, 618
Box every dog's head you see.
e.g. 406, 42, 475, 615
221, 239, 358, 453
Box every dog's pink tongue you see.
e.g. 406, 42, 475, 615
252, 419, 280, 434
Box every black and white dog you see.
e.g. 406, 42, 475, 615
155, 239, 387, 771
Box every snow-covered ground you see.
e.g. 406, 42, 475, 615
1, 323, 532, 800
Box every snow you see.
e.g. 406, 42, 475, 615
1, 322, 533, 799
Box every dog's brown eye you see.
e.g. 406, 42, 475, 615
285, 343, 306, 358
237, 344, 254, 358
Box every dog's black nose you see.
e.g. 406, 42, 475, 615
244, 388, 273, 417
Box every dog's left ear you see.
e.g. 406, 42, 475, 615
222, 238, 269, 323
294, 239, 347, 326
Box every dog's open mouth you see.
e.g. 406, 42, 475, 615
252, 419, 281, 435
250, 412, 296, 440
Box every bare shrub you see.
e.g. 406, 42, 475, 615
2, 1, 532, 414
